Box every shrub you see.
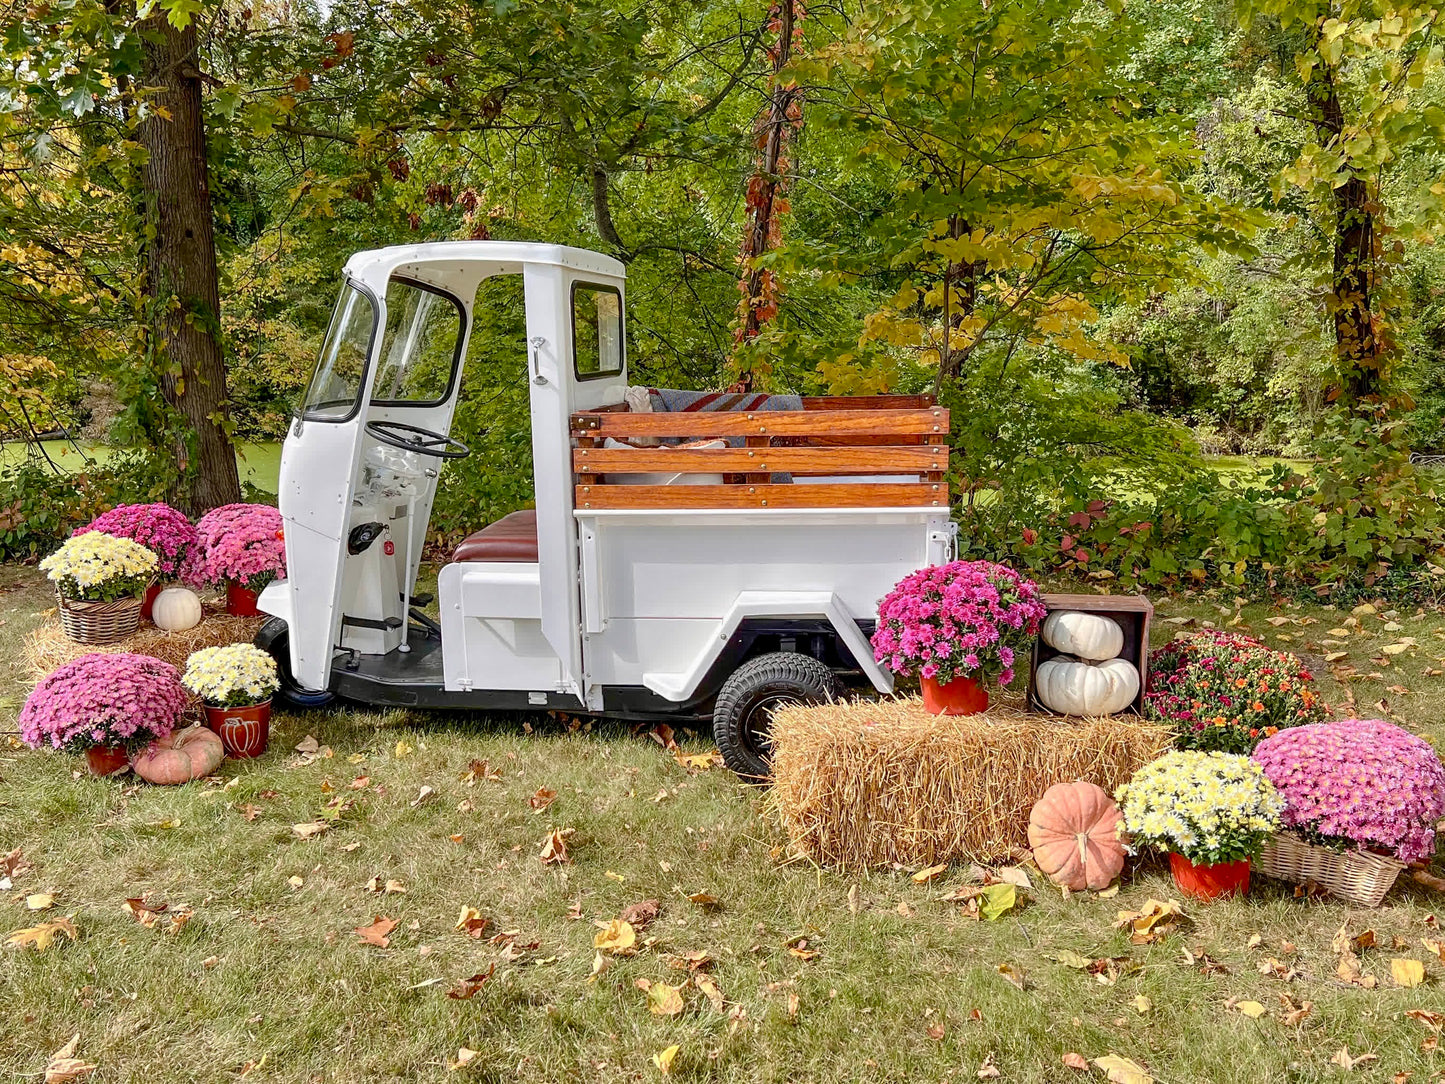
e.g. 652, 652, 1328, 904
38, 531, 158, 601
1252, 719, 1445, 863
871, 560, 1047, 686
1145, 630, 1327, 752
20, 653, 190, 752
78, 502, 197, 578
192, 503, 286, 591
1116, 750, 1285, 866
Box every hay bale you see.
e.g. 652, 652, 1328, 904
23, 603, 265, 685
770, 698, 1173, 870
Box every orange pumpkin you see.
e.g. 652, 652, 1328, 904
131, 725, 225, 786
1027, 781, 1126, 891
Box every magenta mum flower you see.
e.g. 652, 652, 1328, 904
20, 653, 190, 752
1252, 719, 1445, 864
79, 503, 198, 578
192, 503, 287, 591
870, 560, 1046, 687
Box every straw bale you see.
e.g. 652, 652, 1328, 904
770, 698, 1173, 870
23, 603, 265, 685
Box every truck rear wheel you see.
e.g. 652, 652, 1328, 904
713, 652, 841, 781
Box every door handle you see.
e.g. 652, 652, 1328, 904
529, 336, 548, 386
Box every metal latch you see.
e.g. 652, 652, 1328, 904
529, 336, 548, 386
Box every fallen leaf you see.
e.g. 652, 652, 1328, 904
1062, 1052, 1089, 1071
646, 981, 685, 1016
1132, 995, 1152, 1014
1092, 1054, 1153, 1084
292, 821, 328, 839
410, 786, 435, 807
1115, 899, 1185, 944
1235, 1000, 1266, 1019
287, 876, 304, 890
976, 1053, 1000, 1079
446, 1047, 477, 1071
447, 963, 496, 1000
694, 972, 724, 1011
1330, 1047, 1378, 1071
594, 920, 637, 955
620, 899, 660, 929
686, 891, 720, 909
25, 893, 54, 911
979, 883, 1017, 922
6, 917, 78, 952
394, 740, 414, 758
1405, 1009, 1444, 1032
847, 884, 861, 914
348, 775, 370, 790
927, 1021, 946, 1041
455, 907, 489, 939
994, 866, 1033, 889
354, 916, 398, 948
652, 1045, 680, 1075
1391, 958, 1426, 988
673, 749, 722, 772
44, 1034, 96, 1084
539, 829, 573, 865
295, 735, 320, 755
913, 863, 948, 883
528, 787, 558, 811
995, 963, 1026, 990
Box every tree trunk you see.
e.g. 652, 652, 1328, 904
731, 0, 804, 390
1310, 51, 1381, 405
139, 13, 241, 513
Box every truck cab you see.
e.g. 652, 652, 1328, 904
257, 241, 953, 777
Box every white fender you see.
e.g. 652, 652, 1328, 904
641, 590, 891, 702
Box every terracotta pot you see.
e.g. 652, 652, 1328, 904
204, 700, 272, 759
226, 582, 261, 616
1170, 852, 1250, 901
85, 744, 130, 777
141, 582, 163, 622
920, 674, 989, 716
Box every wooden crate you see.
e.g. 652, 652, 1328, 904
1027, 593, 1154, 715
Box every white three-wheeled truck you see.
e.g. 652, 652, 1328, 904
255, 241, 954, 777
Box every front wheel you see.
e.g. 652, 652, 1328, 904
712, 652, 841, 782
256, 617, 336, 710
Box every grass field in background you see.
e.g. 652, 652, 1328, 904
0, 441, 283, 493
2, 563, 1445, 1083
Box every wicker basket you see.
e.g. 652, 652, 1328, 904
1256, 831, 1406, 907
57, 590, 144, 645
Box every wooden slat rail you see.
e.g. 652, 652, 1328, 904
570, 404, 951, 510
574, 445, 948, 475
800, 394, 935, 410
572, 407, 948, 439
575, 483, 947, 510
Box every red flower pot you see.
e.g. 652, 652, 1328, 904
141, 582, 163, 622
204, 700, 272, 759
921, 675, 990, 716
1170, 853, 1250, 901
85, 744, 130, 777
226, 582, 261, 616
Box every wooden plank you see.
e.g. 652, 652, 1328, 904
801, 394, 935, 410
573, 445, 949, 474
574, 483, 947, 510
571, 408, 948, 439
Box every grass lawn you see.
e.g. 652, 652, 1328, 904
2, 563, 1445, 1083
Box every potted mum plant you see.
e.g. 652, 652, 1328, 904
872, 560, 1047, 715
19, 653, 191, 776
193, 503, 286, 615
1252, 719, 1445, 906
1116, 750, 1285, 901
183, 643, 281, 758
78, 503, 198, 619
1145, 630, 1326, 753
40, 531, 159, 643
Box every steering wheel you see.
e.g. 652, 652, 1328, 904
365, 419, 471, 460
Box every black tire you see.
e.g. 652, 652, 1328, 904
256, 617, 337, 710
713, 652, 841, 781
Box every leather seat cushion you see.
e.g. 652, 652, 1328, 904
452, 509, 539, 563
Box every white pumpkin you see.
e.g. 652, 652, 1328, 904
1034, 654, 1139, 716
1041, 610, 1124, 661
152, 587, 203, 632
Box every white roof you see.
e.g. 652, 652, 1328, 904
342, 241, 625, 287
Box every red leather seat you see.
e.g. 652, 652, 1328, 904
452, 510, 539, 563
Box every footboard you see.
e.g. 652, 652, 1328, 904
570, 400, 951, 510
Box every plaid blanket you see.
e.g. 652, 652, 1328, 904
647, 388, 803, 414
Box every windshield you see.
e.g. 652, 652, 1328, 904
302, 283, 377, 421
373, 279, 465, 404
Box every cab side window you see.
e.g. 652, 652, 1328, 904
573, 285, 623, 379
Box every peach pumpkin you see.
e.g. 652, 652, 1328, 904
131, 724, 225, 785
1027, 780, 1126, 890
